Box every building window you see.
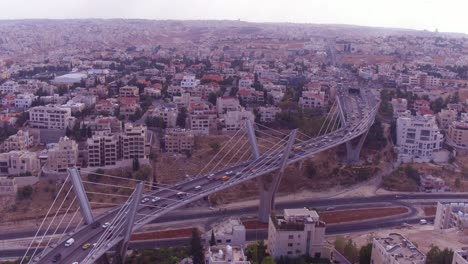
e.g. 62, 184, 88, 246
288, 235, 294, 239
287, 251, 292, 255
288, 243, 293, 247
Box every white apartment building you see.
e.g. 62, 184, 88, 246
221, 110, 255, 132
0, 151, 40, 176
2, 130, 34, 152
206, 218, 246, 247
205, 245, 251, 264
299, 90, 326, 108
0, 80, 18, 93
15, 93, 36, 108
396, 115, 444, 162
371, 233, 426, 264
217, 97, 241, 115
452, 250, 468, 264
151, 106, 178, 128
45, 137, 79, 172
181, 75, 200, 90
268, 208, 327, 259
438, 109, 458, 130
434, 202, 468, 231
258, 106, 281, 123
164, 128, 194, 153
119, 86, 139, 97
238, 78, 253, 89
29, 104, 75, 130
189, 114, 211, 135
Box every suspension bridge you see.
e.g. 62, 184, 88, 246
22, 87, 379, 264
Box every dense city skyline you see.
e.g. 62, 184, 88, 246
1, 0, 468, 34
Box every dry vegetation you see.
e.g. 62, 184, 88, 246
0, 165, 152, 222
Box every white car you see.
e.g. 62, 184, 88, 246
151, 197, 161, 203
141, 197, 150, 204
102, 222, 111, 229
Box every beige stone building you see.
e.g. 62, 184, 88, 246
164, 128, 194, 153
268, 208, 327, 259
86, 124, 150, 167
45, 137, 79, 172
0, 151, 40, 176
2, 130, 34, 152
119, 86, 139, 97
0, 177, 17, 195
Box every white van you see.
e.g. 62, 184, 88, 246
194, 185, 202, 191
65, 238, 75, 247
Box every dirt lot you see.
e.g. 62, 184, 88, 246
130, 228, 194, 241
0, 165, 151, 222
423, 206, 437, 216
320, 207, 408, 224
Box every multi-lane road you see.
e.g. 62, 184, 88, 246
5, 193, 468, 261
33, 89, 380, 263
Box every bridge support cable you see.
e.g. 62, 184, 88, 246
28, 184, 74, 262
84, 195, 134, 263
113, 182, 144, 264
336, 96, 348, 128
254, 122, 307, 142
41, 196, 78, 256
258, 129, 297, 223
326, 107, 341, 134
317, 99, 337, 137
206, 129, 248, 175
20, 175, 69, 264
195, 127, 245, 177
323, 104, 340, 135
69, 167, 95, 225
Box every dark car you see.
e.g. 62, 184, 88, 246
91, 221, 101, 229
52, 253, 61, 263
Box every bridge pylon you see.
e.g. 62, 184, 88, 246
68, 167, 95, 225
344, 130, 369, 163
113, 182, 144, 264
258, 129, 297, 223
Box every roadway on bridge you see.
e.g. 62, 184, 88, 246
33, 89, 381, 263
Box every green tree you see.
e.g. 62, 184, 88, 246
88, 169, 103, 183
176, 107, 188, 128
261, 256, 277, 264
134, 166, 151, 181
245, 241, 267, 264
190, 228, 204, 264
343, 239, 359, 263
334, 235, 346, 253
430, 97, 445, 113
133, 157, 140, 171
209, 230, 216, 246
426, 246, 453, 264
17, 185, 33, 200
359, 243, 372, 264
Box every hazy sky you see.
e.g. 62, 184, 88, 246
1, 0, 467, 34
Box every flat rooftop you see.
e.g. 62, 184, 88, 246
375, 233, 425, 264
